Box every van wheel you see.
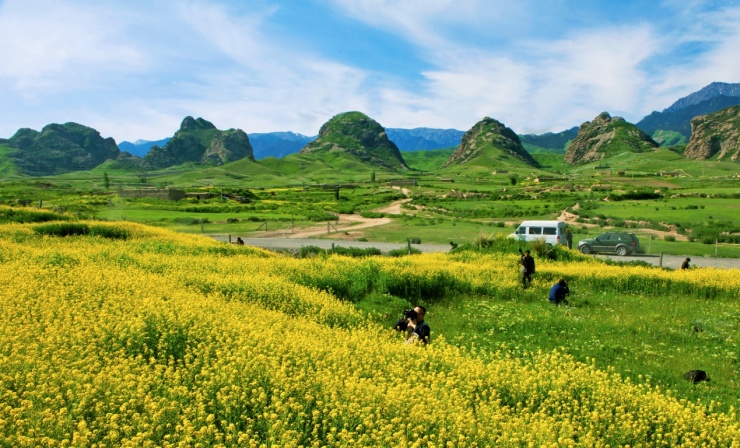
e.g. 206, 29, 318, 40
580, 245, 591, 254
616, 246, 628, 256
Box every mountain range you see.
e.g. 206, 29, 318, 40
1, 81, 739, 177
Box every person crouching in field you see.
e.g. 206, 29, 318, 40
394, 306, 430, 344
548, 279, 569, 306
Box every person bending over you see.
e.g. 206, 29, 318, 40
548, 278, 569, 305
393, 306, 430, 344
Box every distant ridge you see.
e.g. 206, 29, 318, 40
385, 128, 464, 151
118, 138, 171, 157
249, 132, 315, 159
519, 127, 579, 152
664, 82, 740, 113
637, 82, 740, 140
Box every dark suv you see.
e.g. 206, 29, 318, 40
578, 232, 640, 256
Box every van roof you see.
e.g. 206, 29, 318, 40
517, 220, 566, 226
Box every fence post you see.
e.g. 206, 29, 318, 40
648, 234, 652, 254
229, 234, 231, 243
716, 239, 718, 256
200, 222, 204, 234
331, 243, 335, 254
407, 238, 412, 254
659, 252, 663, 268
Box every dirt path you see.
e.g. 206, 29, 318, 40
254, 187, 412, 239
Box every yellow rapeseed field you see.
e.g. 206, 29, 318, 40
0, 221, 738, 447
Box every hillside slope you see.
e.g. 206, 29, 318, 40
142, 117, 253, 169
443, 117, 539, 169
565, 112, 658, 165
300, 111, 408, 171
684, 105, 740, 161
4, 122, 120, 176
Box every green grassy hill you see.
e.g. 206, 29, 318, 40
0, 143, 21, 179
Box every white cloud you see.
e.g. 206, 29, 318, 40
1, 0, 739, 143
0, 0, 144, 93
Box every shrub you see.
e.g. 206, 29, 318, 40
663, 235, 676, 242
32, 222, 130, 240
332, 246, 382, 257
530, 238, 555, 260
0, 207, 68, 224
387, 247, 422, 257
89, 225, 130, 240
33, 222, 89, 237
473, 231, 496, 249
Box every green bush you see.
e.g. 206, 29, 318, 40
0, 208, 68, 224
663, 235, 676, 242
387, 247, 422, 257
89, 225, 130, 240
32, 222, 130, 240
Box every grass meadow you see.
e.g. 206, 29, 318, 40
0, 218, 738, 446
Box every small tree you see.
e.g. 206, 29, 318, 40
371, 170, 376, 183
509, 175, 518, 186
103, 172, 110, 189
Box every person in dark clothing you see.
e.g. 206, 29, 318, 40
236, 237, 245, 245
548, 279, 569, 305
521, 250, 535, 288
565, 229, 573, 250
393, 306, 430, 344
681, 257, 691, 269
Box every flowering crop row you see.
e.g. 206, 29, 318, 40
0, 222, 738, 446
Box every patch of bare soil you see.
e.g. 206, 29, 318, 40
256, 190, 413, 239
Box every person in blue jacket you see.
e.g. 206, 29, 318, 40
548, 279, 569, 305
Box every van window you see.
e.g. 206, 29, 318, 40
543, 227, 557, 235
528, 227, 542, 235
516, 227, 525, 235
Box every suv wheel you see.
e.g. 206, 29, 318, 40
580, 245, 592, 254
616, 246, 628, 256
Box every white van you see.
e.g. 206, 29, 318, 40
510, 220, 567, 246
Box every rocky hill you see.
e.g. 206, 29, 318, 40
684, 105, 740, 161
299, 111, 408, 170
142, 117, 253, 169
565, 112, 658, 165
4, 122, 120, 175
443, 117, 539, 168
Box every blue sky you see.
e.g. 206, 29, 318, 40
1, 0, 739, 143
